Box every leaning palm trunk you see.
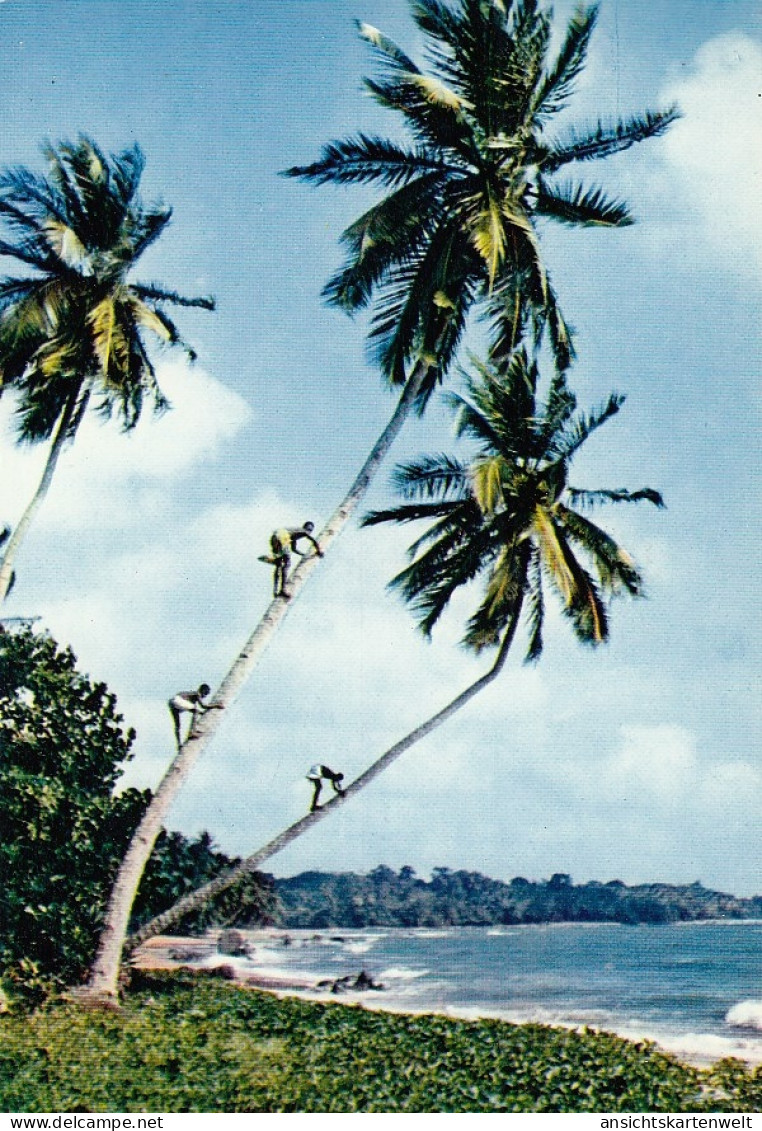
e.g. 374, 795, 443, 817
81, 365, 430, 1001
0, 385, 90, 603
127, 607, 521, 951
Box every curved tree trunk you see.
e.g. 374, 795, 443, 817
80, 365, 429, 1002
127, 606, 521, 951
0, 385, 90, 603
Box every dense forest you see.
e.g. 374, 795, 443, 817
271, 867, 762, 929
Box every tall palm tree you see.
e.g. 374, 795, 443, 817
0, 136, 214, 602
83, 0, 676, 1001
285, 0, 678, 394
126, 351, 664, 949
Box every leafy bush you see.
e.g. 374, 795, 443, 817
132, 830, 280, 935
1, 975, 760, 1113
0, 629, 148, 998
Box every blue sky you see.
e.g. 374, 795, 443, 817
0, 0, 760, 895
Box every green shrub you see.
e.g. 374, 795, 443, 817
1, 975, 760, 1113
0, 629, 148, 999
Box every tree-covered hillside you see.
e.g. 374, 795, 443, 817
274, 867, 762, 929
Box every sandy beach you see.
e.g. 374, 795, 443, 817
130, 928, 762, 1071
133, 931, 319, 994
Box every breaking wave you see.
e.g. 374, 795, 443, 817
726, 1000, 762, 1031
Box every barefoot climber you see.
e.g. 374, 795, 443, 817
259, 522, 323, 598
307, 764, 346, 812
168, 683, 222, 746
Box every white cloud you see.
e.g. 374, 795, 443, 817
0, 358, 254, 532
660, 33, 762, 273
601, 723, 697, 802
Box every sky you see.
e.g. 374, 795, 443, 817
0, 0, 760, 895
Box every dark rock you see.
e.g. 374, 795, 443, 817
354, 970, 385, 991
168, 948, 203, 962
207, 963, 238, 981
217, 929, 250, 957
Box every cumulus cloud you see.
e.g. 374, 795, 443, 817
557, 723, 761, 824
0, 358, 253, 532
660, 33, 762, 274
600, 723, 697, 802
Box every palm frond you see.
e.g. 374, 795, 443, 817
566, 486, 665, 510
531, 3, 598, 118
365, 220, 473, 386
356, 20, 420, 78
534, 181, 633, 227
358, 18, 475, 153
551, 391, 625, 462
283, 134, 449, 188
523, 545, 544, 661
471, 455, 507, 516
532, 505, 577, 606
543, 518, 608, 643
132, 283, 215, 311
395, 520, 495, 636
362, 500, 462, 529
463, 536, 530, 652
557, 504, 644, 596
390, 453, 470, 501
323, 174, 450, 314
541, 107, 681, 171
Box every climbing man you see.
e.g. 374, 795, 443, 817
260, 522, 323, 598
168, 683, 222, 747
306, 764, 346, 812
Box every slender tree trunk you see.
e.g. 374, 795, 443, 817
80, 365, 430, 1002
127, 607, 521, 951
0, 385, 89, 603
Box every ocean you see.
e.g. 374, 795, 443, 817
197, 921, 762, 1067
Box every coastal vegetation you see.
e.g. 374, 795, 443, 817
0, 628, 273, 999
273, 866, 762, 929
1, 973, 760, 1113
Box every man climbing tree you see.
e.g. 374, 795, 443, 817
306, 764, 346, 812
261, 522, 323, 598
168, 684, 222, 748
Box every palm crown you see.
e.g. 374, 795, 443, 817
0, 136, 213, 442
363, 350, 664, 654
286, 0, 678, 403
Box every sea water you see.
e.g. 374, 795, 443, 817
206, 921, 762, 1067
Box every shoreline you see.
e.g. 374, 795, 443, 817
132, 928, 762, 1070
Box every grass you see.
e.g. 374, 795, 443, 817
1, 971, 761, 1113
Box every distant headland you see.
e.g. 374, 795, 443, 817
270, 868, 762, 929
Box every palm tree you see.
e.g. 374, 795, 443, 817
0, 136, 214, 602
126, 351, 664, 949
285, 0, 678, 394
83, 0, 676, 1001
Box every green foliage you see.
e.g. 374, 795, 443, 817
363, 354, 663, 653
0, 628, 148, 999
286, 0, 678, 397
0, 136, 213, 443
1, 975, 759, 1112
274, 868, 762, 929
132, 830, 280, 935
0, 628, 278, 998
